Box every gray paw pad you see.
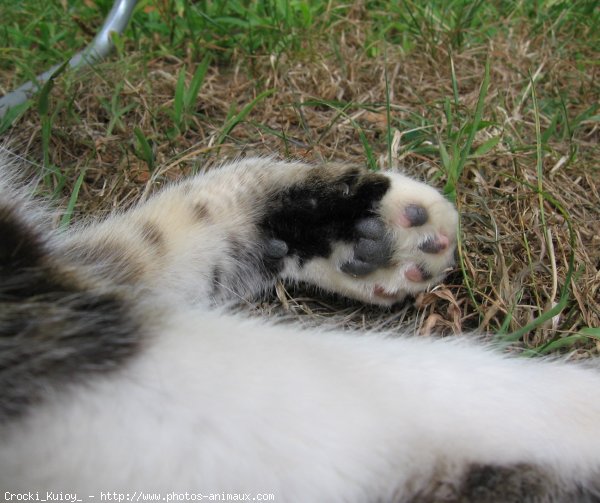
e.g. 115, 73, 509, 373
355, 238, 391, 265
404, 204, 428, 227
341, 259, 379, 276
264, 238, 289, 259
355, 218, 386, 240
341, 217, 393, 277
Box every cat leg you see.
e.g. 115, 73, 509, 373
60, 158, 457, 305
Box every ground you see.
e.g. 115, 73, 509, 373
0, 0, 598, 355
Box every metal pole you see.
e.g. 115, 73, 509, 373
0, 0, 138, 118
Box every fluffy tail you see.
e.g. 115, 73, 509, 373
0, 157, 141, 421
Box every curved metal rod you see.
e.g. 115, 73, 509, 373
0, 0, 138, 118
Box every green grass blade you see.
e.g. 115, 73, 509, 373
449, 54, 459, 107
577, 327, 600, 339
217, 88, 276, 145
37, 60, 70, 186
438, 138, 451, 171
60, 167, 86, 228
185, 55, 211, 111
383, 44, 393, 168
173, 65, 186, 130
442, 58, 490, 200
457, 58, 490, 170
134, 127, 155, 171
472, 136, 500, 156
37, 59, 70, 116
0, 100, 32, 134
499, 189, 578, 342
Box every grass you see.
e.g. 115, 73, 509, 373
0, 0, 599, 355
170, 57, 211, 136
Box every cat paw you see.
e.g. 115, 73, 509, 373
334, 172, 458, 305
261, 164, 458, 306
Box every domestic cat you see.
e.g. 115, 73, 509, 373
1, 155, 599, 502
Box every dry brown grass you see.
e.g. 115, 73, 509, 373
2, 9, 599, 355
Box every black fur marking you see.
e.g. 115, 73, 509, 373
459, 464, 548, 502
192, 201, 211, 222
68, 240, 146, 284
412, 463, 600, 503
0, 205, 142, 421
259, 166, 391, 265
141, 221, 165, 252
0, 207, 45, 268
207, 233, 287, 298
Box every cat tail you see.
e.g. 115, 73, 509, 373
0, 153, 142, 421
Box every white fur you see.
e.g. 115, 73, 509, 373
2, 304, 600, 499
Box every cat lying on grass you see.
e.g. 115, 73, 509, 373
1, 155, 599, 502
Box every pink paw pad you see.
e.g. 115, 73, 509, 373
404, 264, 432, 283
373, 285, 400, 300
